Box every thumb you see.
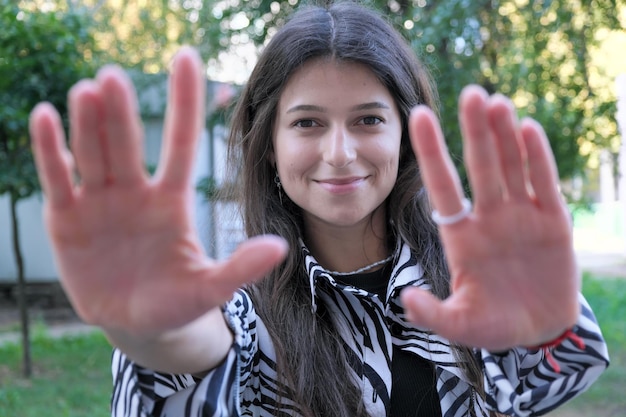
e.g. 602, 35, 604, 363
400, 286, 446, 330
227, 235, 289, 281
401, 287, 482, 348
207, 235, 289, 299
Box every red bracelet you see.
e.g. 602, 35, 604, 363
527, 328, 585, 373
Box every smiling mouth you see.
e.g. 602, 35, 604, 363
319, 177, 363, 185
315, 177, 367, 194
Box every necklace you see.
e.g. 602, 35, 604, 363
325, 254, 394, 277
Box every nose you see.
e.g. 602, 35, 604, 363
323, 126, 356, 168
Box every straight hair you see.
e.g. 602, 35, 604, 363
223, 2, 491, 415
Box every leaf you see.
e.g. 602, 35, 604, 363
0, 1, 97, 201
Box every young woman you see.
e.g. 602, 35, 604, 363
29, 2, 608, 416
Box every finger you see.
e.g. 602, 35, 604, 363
96, 65, 146, 185
29, 103, 75, 209
203, 235, 289, 302
459, 85, 502, 209
520, 118, 563, 211
486, 95, 529, 202
156, 47, 206, 190
409, 105, 466, 218
69, 80, 108, 189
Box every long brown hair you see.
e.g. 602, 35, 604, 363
224, 2, 488, 415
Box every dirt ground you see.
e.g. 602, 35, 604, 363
0, 282, 80, 331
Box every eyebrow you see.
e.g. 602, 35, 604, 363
285, 101, 391, 114
286, 104, 325, 113
351, 102, 391, 111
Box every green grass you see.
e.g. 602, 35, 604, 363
0, 273, 624, 416
0, 330, 112, 417
549, 273, 626, 416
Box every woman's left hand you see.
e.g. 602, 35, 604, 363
401, 85, 579, 351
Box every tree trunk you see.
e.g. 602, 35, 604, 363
10, 192, 31, 378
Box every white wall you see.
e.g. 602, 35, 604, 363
0, 194, 57, 281
599, 149, 616, 202
616, 74, 626, 203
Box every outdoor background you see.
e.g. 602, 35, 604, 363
1, 0, 625, 416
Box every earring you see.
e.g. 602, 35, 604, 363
274, 172, 283, 205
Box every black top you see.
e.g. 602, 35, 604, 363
334, 263, 442, 417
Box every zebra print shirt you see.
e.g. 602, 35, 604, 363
111, 241, 609, 417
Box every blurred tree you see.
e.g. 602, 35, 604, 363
474, 0, 622, 194
17, 0, 624, 193
0, 0, 96, 377
82, 0, 625, 197
371, 0, 622, 195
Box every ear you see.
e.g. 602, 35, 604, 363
268, 149, 276, 166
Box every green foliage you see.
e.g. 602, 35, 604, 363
372, 0, 621, 185
0, 1, 97, 200
14, 0, 623, 198
91, 0, 198, 71
196, 175, 219, 201
90, 0, 623, 193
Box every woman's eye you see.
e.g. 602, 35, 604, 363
294, 119, 319, 128
359, 116, 383, 126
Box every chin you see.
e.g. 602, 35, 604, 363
322, 212, 372, 228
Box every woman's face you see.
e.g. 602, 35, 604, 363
272, 59, 402, 231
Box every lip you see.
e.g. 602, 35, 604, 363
315, 177, 367, 194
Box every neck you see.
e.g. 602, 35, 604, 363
303, 207, 389, 274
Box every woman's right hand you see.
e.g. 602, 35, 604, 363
29, 47, 288, 342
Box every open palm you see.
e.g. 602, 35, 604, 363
29, 48, 287, 339
401, 86, 580, 351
